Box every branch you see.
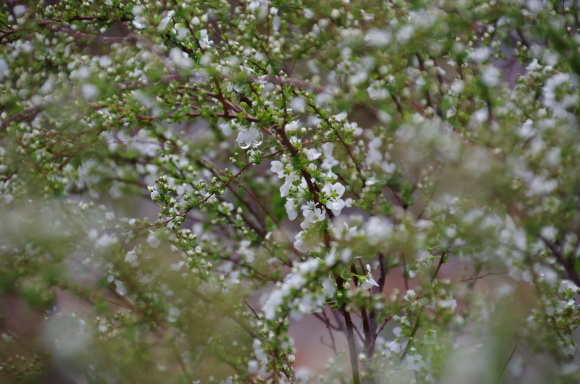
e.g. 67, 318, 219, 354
334, 274, 362, 384
541, 235, 580, 287
431, 251, 446, 283
1, 106, 44, 130
454, 271, 507, 285
39, 21, 133, 43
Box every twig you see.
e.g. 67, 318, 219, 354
39, 21, 132, 43
431, 252, 446, 283
455, 271, 507, 285
495, 344, 517, 384
400, 312, 422, 361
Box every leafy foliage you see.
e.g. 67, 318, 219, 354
2, 0, 580, 383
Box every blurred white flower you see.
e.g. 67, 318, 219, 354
361, 264, 379, 289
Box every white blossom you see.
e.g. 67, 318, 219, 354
147, 232, 161, 248
404, 289, 416, 301
81, 83, 98, 101
236, 125, 261, 149
361, 264, 379, 289
285, 198, 298, 220
481, 66, 501, 87
406, 354, 427, 371
304, 148, 321, 161
365, 29, 391, 47
301, 206, 326, 229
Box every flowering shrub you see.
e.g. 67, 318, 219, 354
2, 0, 580, 383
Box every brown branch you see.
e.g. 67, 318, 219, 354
431, 251, 446, 283
541, 235, 580, 287
1, 106, 44, 130
455, 271, 507, 284
39, 21, 133, 43
335, 274, 362, 384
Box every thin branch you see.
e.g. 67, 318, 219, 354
335, 274, 362, 384
541, 235, 580, 287
431, 251, 446, 283
454, 271, 507, 285
371, 314, 395, 345
39, 21, 133, 43
495, 344, 517, 384
400, 312, 422, 361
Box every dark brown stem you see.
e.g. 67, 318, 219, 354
335, 274, 362, 384
541, 235, 580, 287
431, 251, 446, 282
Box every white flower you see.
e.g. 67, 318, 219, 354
439, 298, 457, 310
365, 177, 377, 186
169, 48, 193, 69
321, 142, 334, 157
270, 161, 285, 178
365, 29, 391, 47
322, 182, 345, 200
333, 112, 348, 122
158, 16, 171, 32
236, 125, 261, 149
471, 108, 489, 125
396, 25, 414, 43
367, 86, 389, 100
114, 280, 127, 295
322, 156, 339, 170
404, 289, 416, 301
361, 264, 379, 290
468, 47, 490, 62
481, 66, 501, 87
326, 199, 346, 216
147, 232, 161, 248
528, 176, 557, 196
294, 232, 310, 252
14, 5, 27, 17
97, 234, 114, 247
280, 173, 297, 197
406, 354, 426, 371
450, 78, 464, 94
543, 73, 576, 117
301, 207, 326, 229
364, 217, 392, 245
263, 290, 284, 319
285, 120, 300, 132
322, 279, 336, 296
304, 148, 321, 161
526, 58, 541, 72
290, 98, 306, 113
125, 249, 138, 263
133, 16, 147, 29
386, 340, 401, 353
285, 198, 298, 220
290, 136, 301, 146
540, 226, 557, 241
248, 360, 259, 374
381, 162, 396, 174
239, 240, 255, 262
81, 83, 98, 101
199, 29, 212, 48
